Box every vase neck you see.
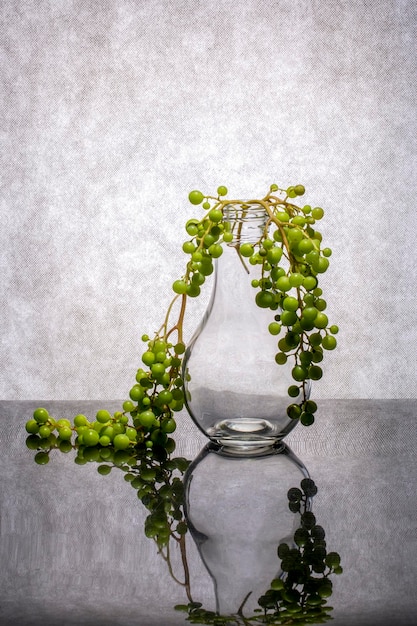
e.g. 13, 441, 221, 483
223, 202, 268, 245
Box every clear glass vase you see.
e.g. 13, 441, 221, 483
183, 203, 310, 451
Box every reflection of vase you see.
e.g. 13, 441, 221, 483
184, 442, 310, 616
183, 203, 311, 451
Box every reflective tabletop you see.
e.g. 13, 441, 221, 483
1, 400, 416, 625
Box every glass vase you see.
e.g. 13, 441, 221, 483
183, 203, 311, 451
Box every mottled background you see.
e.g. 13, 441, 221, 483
1, 0, 416, 401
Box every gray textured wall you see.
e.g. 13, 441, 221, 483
1, 0, 416, 400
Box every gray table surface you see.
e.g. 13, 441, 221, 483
1, 399, 416, 626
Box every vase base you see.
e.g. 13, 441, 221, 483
207, 418, 287, 452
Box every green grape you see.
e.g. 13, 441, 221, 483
82, 429, 100, 447
217, 185, 228, 196
38, 425, 51, 438
303, 275, 317, 290
302, 306, 318, 322
298, 238, 314, 255
309, 332, 322, 347
276, 276, 291, 292
182, 241, 195, 254
208, 243, 223, 258
288, 385, 300, 397
113, 434, 131, 450
58, 426, 73, 440
142, 351, 156, 366
151, 363, 165, 379
138, 410, 156, 428
312, 207, 324, 219
123, 400, 136, 412
186, 283, 201, 297
314, 312, 329, 329
172, 279, 187, 295
330, 325, 339, 334
299, 351, 313, 367
280, 310, 298, 326
322, 247, 332, 257
125, 427, 137, 441
282, 296, 299, 312
294, 184, 305, 195
96, 409, 112, 424
304, 399, 318, 413
313, 257, 330, 273
292, 215, 306, 227
188, 190, 204, 205
33, 407, 49, 424
268, 322, 281, 335
292, 365, 308, 382
222, 231, 233, 243
289, 272, 304, 287
287, 404, 302, 419
239, 243, 254, 257
161, 418, 177, 433
255, 291, 274, 308
300, 410, 314, 426
286, 228, 303, 245
266, 246, 283, 265
208, 208, 223, 223
309, 365, 323, 380
97, 464, 112, 475
322, 335, 337, 350
185, 220, 199, 236
25, 419, 40, 434
275, 352, 287, 365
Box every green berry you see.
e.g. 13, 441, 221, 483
25, 419, 40, 434
312, 206, 324, 219
33, 408, 49, 424
217, 185, 228, 196
74, 414, 88, 427
96, 410, 112, 423
239, 243, 254, 257
268, 322, 281, 335
83, 429, 100, 447
208, 208, 223, 223
188, 190, 204, 205
113, 434, 130, 450
322, 335, 337, 350
172, 279, 187, 295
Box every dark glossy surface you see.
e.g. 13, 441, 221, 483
1, 400, 416, 625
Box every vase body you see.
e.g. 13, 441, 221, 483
183, 203, 310, 451
184, 442, 310, 616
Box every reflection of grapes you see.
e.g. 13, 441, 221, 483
176, 478, 342, 624
26, 406, 192, 596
